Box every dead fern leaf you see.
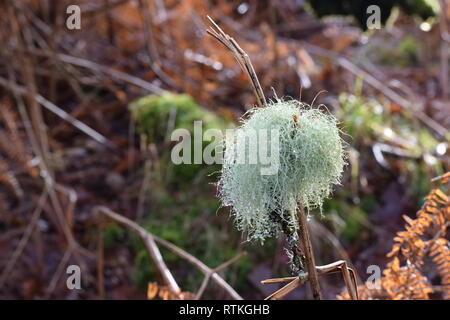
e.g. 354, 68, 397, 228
146, 282, 194, 300
339, 172, 450, 300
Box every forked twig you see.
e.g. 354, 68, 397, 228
206, 16, 268, 108
96, 206, 243, 300
262, 260, 358, 300
196, 251, 247, 300
95, 206, 180, 294
153, 236, 243, 300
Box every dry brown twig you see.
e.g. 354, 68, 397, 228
4, 4, 93, 290
262, 260, 358, 300
302, 43, 449, 139
153, 235, 243, 300
206, 16, 268, 108
20, 48, 165, 95
439, 0, 449, 99
96, 206, 243, 300
296, 206, 322, 299
95, 206, 180, 294
0, 77, 111, 146
138, 0, 179, 89
0, 188, 48, 289
195, 251, 247, 300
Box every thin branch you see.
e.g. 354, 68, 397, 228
431, 171, 450, 182
153, 235, 243, 300
0, 76, 112, 146
264, 277, 302, 300
302, 43, 449, 139
138, 0, 179, 89
196, 251, 247, 300
96, 206, 243, 299
206, 16, 267, 108
44, 250, 72, 299
95, 206, 181, 294
0, 188, 48, 289
97, 222, 105, 299
439, 0, 449, 99
53, 52, 165, 95
262, 260, 358, 300
296, 205, 322, 300
20, 48, 165, 95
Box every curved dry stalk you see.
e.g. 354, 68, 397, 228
153, 235, 243, 300
206, 16, 267, 108
438, 0, 449, 99
0, 188, 48, 289
296, 205, 322, 300
0, 77, 111, 146
302, 43, 449, 139
262, 260, 358, 300
96, 205, 243, 300
95, 206, 180, 294
196, 251, 247, 300
138, 0, 179, 89
4, 61, 92, 275
44, 250, 72, 299
260, 207, 359, 301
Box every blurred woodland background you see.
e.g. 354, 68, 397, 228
0, 0, 449, 300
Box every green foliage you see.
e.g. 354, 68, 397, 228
337, 88, 445, 212
129, 92, 228, 140
338, 93, 383, 140
132, 250, 156, 290
323, 194, 373, 242
127, 93, 253, 294
129, 92, 230, 188
338, 90, 441, 155
377, 36, 422, 67
103, 222, 125, 248
219, 100, 346, 243
128, 192, 256, 293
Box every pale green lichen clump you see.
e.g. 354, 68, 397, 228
218, 99, 346, 243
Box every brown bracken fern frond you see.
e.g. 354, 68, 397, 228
339, 172, 450, 300
0, 157, 23, 198
147, 282, 194, 300
0, 103, 35, 175
0, 102, 36, 198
